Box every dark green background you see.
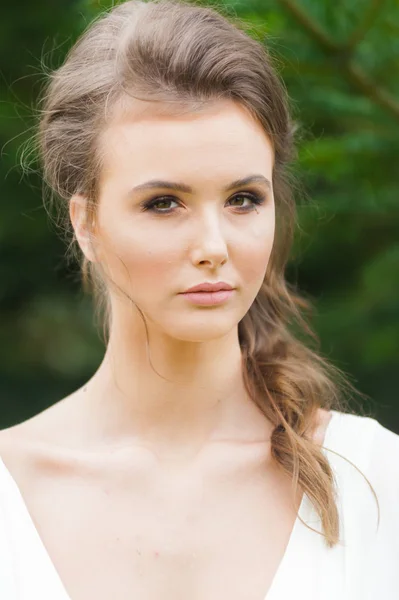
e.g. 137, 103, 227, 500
1, 0, 398, 432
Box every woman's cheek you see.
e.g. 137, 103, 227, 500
239, 232, 274, 287
121, 244, 176, 293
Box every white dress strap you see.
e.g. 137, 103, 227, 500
321, 411, 381, 600
0, 456, 71, 600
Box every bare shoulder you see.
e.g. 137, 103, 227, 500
0, 419, 33, 457
0, 388, 83, 447
0, 392, 81, 482
0, 421, 39, 490
313, 407, 333, 446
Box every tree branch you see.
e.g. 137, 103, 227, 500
276, 0, 399, 121
345, 60, 399, 120
344, 0, 387, 52
277, 0, 340, 53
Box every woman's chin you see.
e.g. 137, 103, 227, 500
161, 317, 240, 343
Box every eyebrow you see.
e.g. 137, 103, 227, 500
128, 174, 272, 195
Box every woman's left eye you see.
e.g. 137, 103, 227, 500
140, 192, 266, 214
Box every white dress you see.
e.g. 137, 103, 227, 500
0, 409, 398, 599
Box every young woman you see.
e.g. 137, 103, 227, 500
0, 1, 398, 599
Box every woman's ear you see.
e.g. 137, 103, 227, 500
69, 194, 97, 263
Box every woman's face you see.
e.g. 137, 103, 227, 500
80, 99, 275, 341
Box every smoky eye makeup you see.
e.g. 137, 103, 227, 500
138, 188, 269, 215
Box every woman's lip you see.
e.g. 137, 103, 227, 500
180, 289, 235, 306
182, 288, 233, 293
182, 282, 234, 293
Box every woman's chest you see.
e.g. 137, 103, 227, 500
21, 448, 302, 600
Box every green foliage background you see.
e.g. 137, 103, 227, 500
1, 0, 398, 431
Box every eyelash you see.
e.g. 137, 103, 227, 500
139, 191, 266, 214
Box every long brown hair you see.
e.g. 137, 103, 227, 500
22, 0, 379, 547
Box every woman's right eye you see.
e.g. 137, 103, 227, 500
140, 196, 179, 214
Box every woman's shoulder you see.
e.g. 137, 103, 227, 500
365, 415, 399, 490
0, 391, 82, 463
354, 415, 399, 552
328, 410, 399, 512
0, 398, 77, 496
327, 409, 399, 464
0, 422, 41, 495
331, 409, 399, 449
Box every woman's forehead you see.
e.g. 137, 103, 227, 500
98, 100, 274, 178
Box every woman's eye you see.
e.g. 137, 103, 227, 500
144, 197, 179, 212
140, 192, 266, 214
229, 194, 264, 209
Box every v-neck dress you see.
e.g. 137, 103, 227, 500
0, 409, 398, 599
